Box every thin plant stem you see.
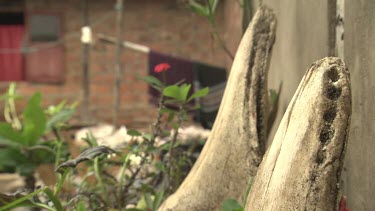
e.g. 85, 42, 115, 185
123, 92, 166, 199
52, 127, 64, 169
122, 156, 147, 197
54, 168, 71, 196
205, 0, 234, 60
151, 95, 165, 144
3, 83, 21, 130
94, 157, 109, 203
3, 100, 12, 124
26, 145, 56, 154
54, 141, 62, 170
210, 21, 234, 60
32, 203, 56, 211
0, 187, 46, 211
118, 153, 131, 207
167, 106, 183, 192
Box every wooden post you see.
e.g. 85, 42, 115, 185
113, 0, 124, 127
81, 0, 90, 122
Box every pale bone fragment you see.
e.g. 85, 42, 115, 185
246, 57, 351, 211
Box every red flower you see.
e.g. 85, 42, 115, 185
339, 196, 350, 211
154, 63, 171, 73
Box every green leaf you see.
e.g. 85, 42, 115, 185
46, 108, 75, 131
221, 199, 243, 211
208, 0, 219, 13
158, 142, 171, 151
153, 191, 164, 210
180, 109, 188, 121
189, 0, 210, 17
162, 85, 180, 100
160, 107, 176, 114
139, 75, 164, 91
0, 148, 21, 173
144, 144, 156, 153
163, 84, 191, 102
0, 123, 24, 147
29, 143, 56, 165
155, 161, 166, 172
188, 87, 209, 102
17, 163, 37, 176
136, 197, 147, 209
144, 193, 153, 209
55, 146, 116, 173
81, 131, 98, 147
46, 100, 66, 115
142, 133, 152, 141
172, 122, 180, 130
43, 187, 63, 211
0, 187, 46, 211
0, 193, 33, 208
242, 177, 253, 207
0, 148, 37, 176
22, 93, 47, 146
161, 130, 171, 137
76, 201, 86, 211
180, 84, 192, 102
269, 89, 279, 105
127, 129, 142, 136
167, 112, 175, 123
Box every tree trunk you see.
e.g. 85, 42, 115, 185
159, 6, 276, 211
246, 57, 351, 210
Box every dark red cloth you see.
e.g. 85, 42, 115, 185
0, 25, 24, 81
339, 196, 350, 211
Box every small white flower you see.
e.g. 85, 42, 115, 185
129, 154, 142, 166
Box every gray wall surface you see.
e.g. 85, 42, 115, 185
262, 0, 333, 146
345, 1, 375, 210
259, 0, 375, 210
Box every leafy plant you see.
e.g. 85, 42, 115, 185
136, 191, 164, 211
0, 83, 75, 190
0, 63, 209, 210
0, 145, 115, 211
188, 0, 234, 60
136, 63, 209, 193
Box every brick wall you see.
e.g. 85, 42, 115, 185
0, 0, 233, 130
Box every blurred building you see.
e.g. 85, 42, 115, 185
0, 0, 240, 129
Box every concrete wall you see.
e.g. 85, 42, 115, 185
261, 0, 334, 146
258, 0, 374, 210
345, 1, 375, 210
244, 1, 375, 210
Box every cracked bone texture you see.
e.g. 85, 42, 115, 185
246, 57, 351, 211
158, 6, 276, 211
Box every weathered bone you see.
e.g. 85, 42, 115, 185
245, 57, 351, 210
159, 6, 276, 211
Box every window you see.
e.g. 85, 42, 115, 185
29, 14, 59, 42
25, 12, 65, 84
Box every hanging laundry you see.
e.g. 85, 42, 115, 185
193, 62, 227, 129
